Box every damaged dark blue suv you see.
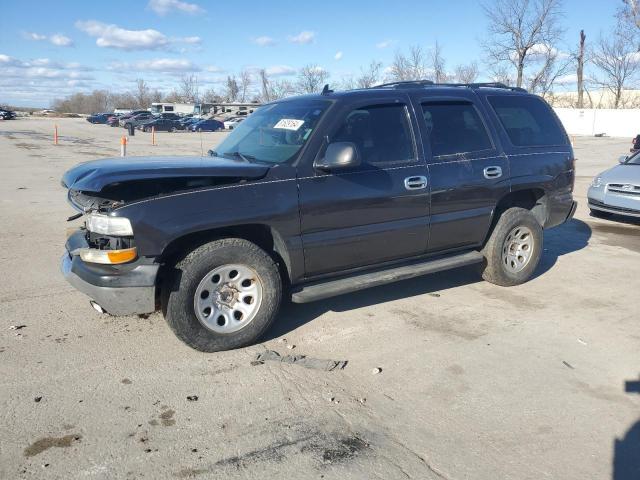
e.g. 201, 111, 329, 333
61, 81, 576, 352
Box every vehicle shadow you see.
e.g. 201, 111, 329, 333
534, 218, 592, 278
266, 219, 591, 340
613, 377, 640, 479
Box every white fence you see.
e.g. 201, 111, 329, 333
553, 108, 640, 138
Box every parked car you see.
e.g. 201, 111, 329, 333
107, 115, 122, 127
189, 119, 224, 132
140, 118, 182, 132
157, 112, 181, 120
224, 117, 244, 130
61, 81, 576, 352
0, 109, 17, 120
117, 110, 150, 126
87, 113, 113, 124
588, 153, 640, 218
121, 112, 154, 129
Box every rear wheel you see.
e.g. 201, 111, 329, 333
163, 238, 282, 352
481, 207, 543, 287
170, 127, 176, 132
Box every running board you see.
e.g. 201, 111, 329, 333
291, 250, 484, 303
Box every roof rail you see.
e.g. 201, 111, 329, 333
375, 80, 435, 89
372, 80, 527, 93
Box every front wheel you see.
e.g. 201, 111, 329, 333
163, 238, 282, 352
481, 207, 543, 287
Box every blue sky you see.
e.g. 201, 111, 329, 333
0, 0, 621, 107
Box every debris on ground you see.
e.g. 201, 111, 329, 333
251, 350, 347, 371
428, 293, 441, 297
187, 395, 198, 401
9, 325, 27, 330
371, 367, 382, 375
562, 361, 575, 370
34, 396, 42, 403
286, 344, 296, 350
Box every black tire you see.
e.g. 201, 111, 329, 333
143, 127, 148, 132
481, 207, 543, 287
163, 238, 282, 352
170, 127, 176, 132
589, 208, 613, 219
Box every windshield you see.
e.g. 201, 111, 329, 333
213, 99, 331, 164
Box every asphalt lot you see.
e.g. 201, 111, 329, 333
0, 117, 639, 479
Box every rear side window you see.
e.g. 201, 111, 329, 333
332, 104, 414, 166
421, 102, 493, 157
488, 95, 567, 147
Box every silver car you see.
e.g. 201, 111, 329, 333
588, 154, 640, 218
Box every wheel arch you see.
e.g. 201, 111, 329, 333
158, 223, 292, 288
483, 187, 548, 245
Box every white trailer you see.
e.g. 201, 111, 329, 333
150, 103, 196, 115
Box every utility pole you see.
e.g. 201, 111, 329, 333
577, 30, 586, 109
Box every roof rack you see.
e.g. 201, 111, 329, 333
372, 80, 527, 93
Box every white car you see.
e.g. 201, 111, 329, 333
224, 117, 244, 130
588, 153, 640, 218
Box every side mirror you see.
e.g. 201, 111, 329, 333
314, 142, 361, 171
619, 155, 629, 164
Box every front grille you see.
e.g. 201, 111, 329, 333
607, 183, 640, 196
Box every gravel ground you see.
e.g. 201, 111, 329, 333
0, 117, 639, 480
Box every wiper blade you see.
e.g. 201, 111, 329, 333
223, 151, 257, 163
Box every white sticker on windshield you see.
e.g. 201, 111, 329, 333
273, 119, 305, 131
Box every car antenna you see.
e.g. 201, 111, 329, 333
321, 84, 333, 95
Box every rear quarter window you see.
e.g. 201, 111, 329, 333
488, 95, 567, 147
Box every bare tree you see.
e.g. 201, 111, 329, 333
134, 78, 150, 109
389, 45, 430, 81
454, 62, 479, 83
270, 79, 296, 100
259, 69, 271, 102
179, 75, 199, 103
202, 88, 222, 103
591, 26, 640, 108
224, 75, 240, 102
356, 60, 383, 88
576, 30, 586, 108
430, 41, 448, 83
490, 65, 515, 85
620, 0, 640, 29
526, 44, 572, 95
239, 69, 252, 102
296, 64, 329, 94
150, 89, 163, 104
482, 0, 565, 88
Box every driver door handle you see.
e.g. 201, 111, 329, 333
404, 176, 428, 190
483, 166, 503, 179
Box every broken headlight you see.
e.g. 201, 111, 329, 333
85, 213, 133, 236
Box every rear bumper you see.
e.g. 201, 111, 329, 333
61, 230, 158, 316
546, 191, 577, 228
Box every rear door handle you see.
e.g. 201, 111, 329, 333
483, 166, 502, 179
404, 176, 428, 190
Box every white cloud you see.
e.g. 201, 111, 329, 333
266, 65, 296, 76
110, 58, 200, 72
288, 31, 315, 45
253, 36, 275, 47
555, 74, 578, 85
376, 40, 392, 49
24, 32, 74, 47
181, 36, 201, 44
334, 51, 343, 60
76, 20, 170, 50
50, 34, 74, 47
205, 65, 224, 73
26, 32, 47, 41
148, 0, 204, 15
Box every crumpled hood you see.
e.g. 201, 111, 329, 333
61, 155, 270, 192
599, 164, 640, 184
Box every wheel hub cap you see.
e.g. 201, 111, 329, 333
193, 264, 263, 334
502, 226, 534, 273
